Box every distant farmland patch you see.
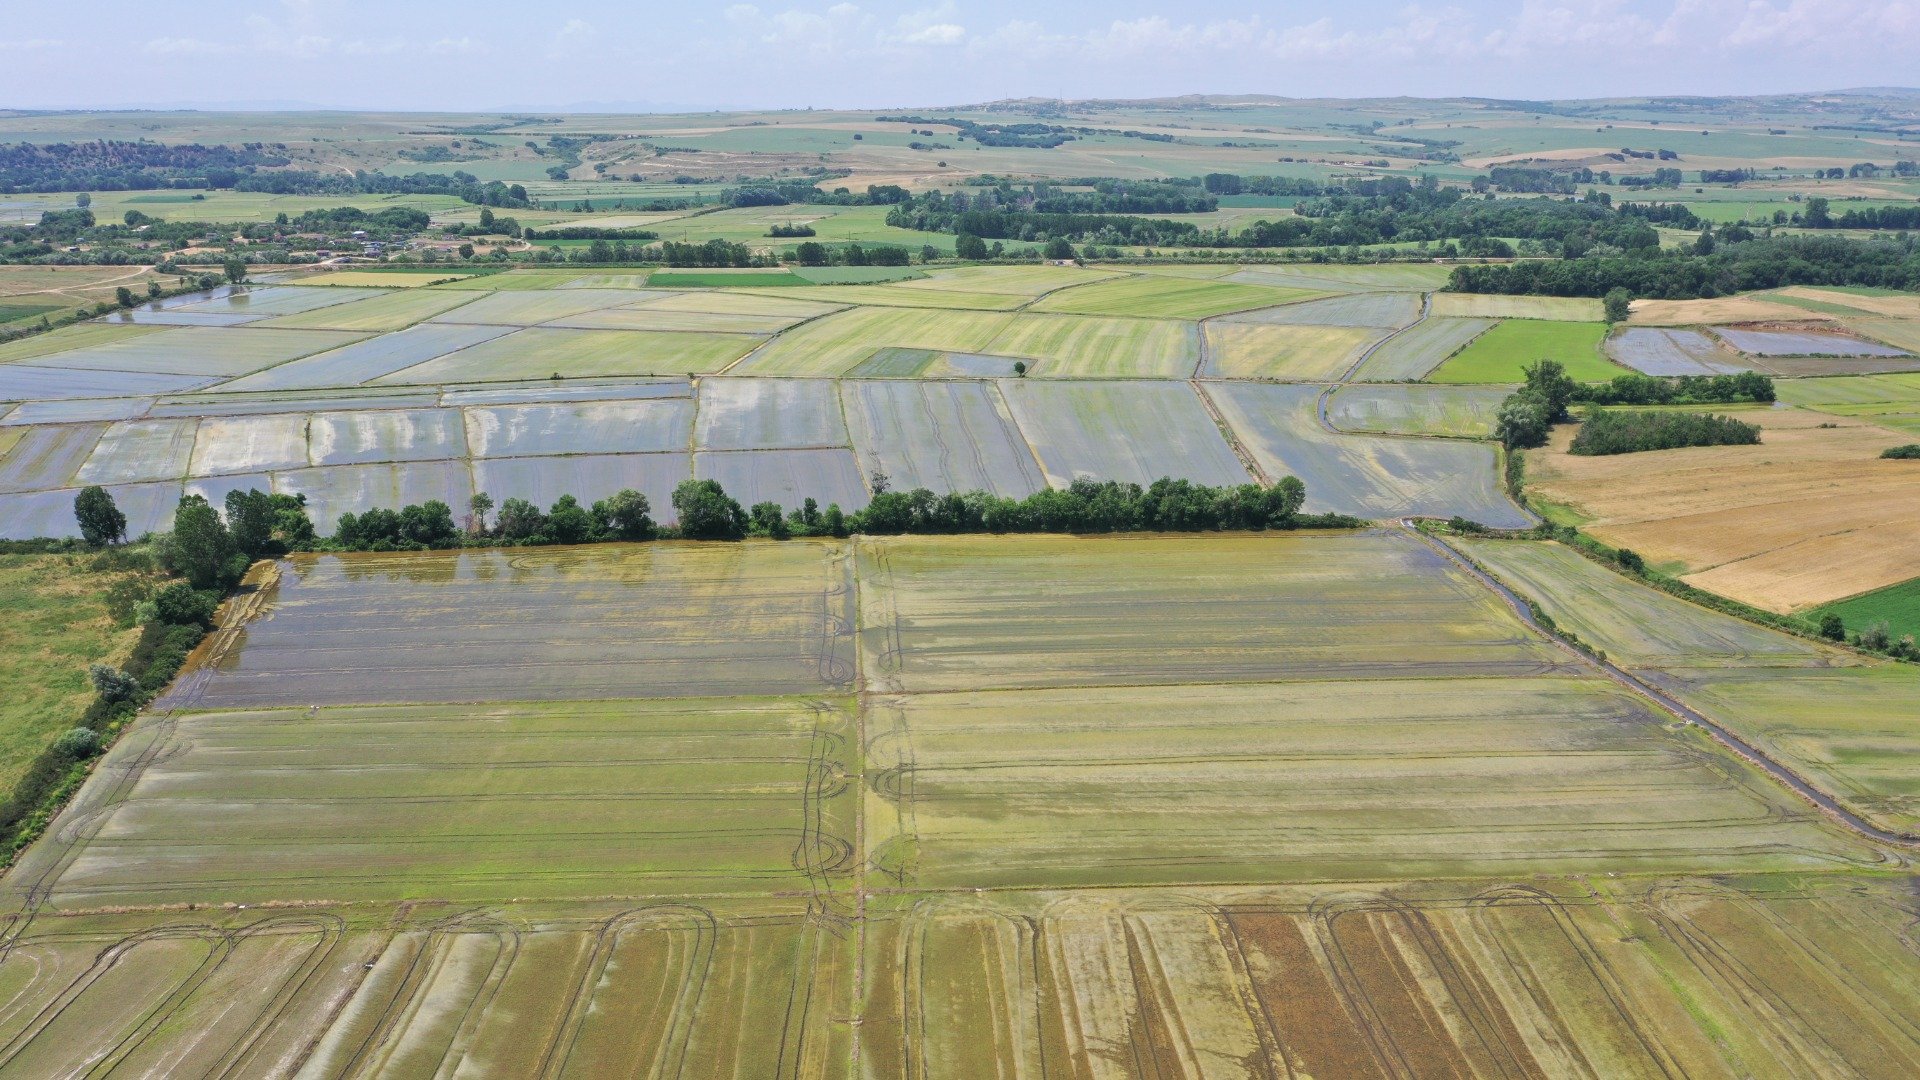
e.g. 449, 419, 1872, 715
1429, 320, 1623, 383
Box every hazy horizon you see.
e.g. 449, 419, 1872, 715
3, 0, 1917, 113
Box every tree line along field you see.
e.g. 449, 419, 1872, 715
3, 531, 1918, 1075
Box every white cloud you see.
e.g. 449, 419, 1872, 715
428, 36, 489, 56
546, 19, 597, 59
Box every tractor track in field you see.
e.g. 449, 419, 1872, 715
1412, 522, 1920, 854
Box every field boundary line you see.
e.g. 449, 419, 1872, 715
1412, 524, 1920, 853
1190, 380, 1271, 486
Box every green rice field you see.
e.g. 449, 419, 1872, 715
1428, 319, 1625, 383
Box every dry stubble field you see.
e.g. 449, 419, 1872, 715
0, 532, 1915, 1076
1527, 406, 1920, 612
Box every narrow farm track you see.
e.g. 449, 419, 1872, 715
1411, 523, 1920, 853
1315, 292, 1431, 435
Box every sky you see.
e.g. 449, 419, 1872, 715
1, 0, 1916, 112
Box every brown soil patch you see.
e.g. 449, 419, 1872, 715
1529, 407, 1920, 611
1628, 297, 1836, 326
1775, 287, 1920, 319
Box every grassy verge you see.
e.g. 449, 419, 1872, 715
0, 547, 218, 864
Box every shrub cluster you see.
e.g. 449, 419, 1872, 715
1567, 410, 1761, 456
1494, 361, 1578, 450
1882, 444, 1920, 459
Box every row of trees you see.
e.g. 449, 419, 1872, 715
1448, 233, 1920, 299
1492, 362, 1777, 451
79, 473, 1340, 561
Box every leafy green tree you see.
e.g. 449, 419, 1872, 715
1495, 396, 1553, 450
469, 492, 494, 532
1603, 287, 1632, 324
225, 488, 277, 558
115, 286, 135, 308
161, 495, 236, 590
748, 501, 790, 539
1044, 237, 1076, 260
1520, 360, 1578, 421
794, 241, 828, 266
1819, 613, 1845, 640
546, 495, 594, 544
672, 480, 746, 539
954, 232, 988, 260
592, 489, 654, 540
73, 486, 126, 546
495, 498, 546, 541
223, 257, 247, 284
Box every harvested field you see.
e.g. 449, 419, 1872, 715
840, 380, 1045, 497
1201, 322, 1385, 379
1714, 327, 1911, 357
868, 676, 1871, 887
1607, 327, 1750, 375
1028, 276, 1314, 319
1206, 383, 1529, 525
696, 377, 848, 450
1350, 316, 1493, 381
988, 314, 1198, 378
308, 408, 467, 466
427, 288, 658, 326
464, 399, 693, 457
998, 380, 1251, 488
856, 532, 1568, 693
1629, 296, 1841, 325
1429, 294, 1603, 321
869, 877, 1920, 1080
15, 326, 366, 379
1225, 291, 1422, 327
1326, 383, 1507, 438
1429, 320, 1624, 383
1458, 538, 1836, 667
258, 287, 482, 330
160, 542, 856, 708
696, 448, 871, 512
1527, 407, 1920, 610
370, 327, 752, 383
215, 323, 515, 391
734, 306, 1012, 376
472, 452, 691, 521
